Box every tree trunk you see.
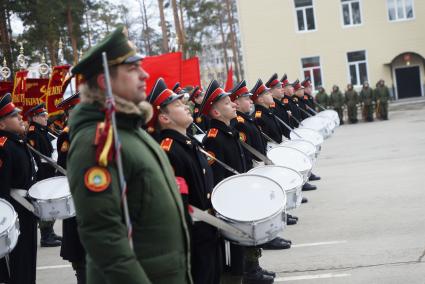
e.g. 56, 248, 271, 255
178, 0, 186, 57
217, 1, 229, 74
141, 0, 152, 55
157, 0, 169, 53
171, 0, 184, 55
47, 40, 58, 67
66, 5, 79, 64
225, 0, 240, 81
0, 6, 12, 72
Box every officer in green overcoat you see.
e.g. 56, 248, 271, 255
374, 79, 390, 120
329, 85, 345, 125
344, 84, 359, 123
315, 86, 329, 111
67, 25, 192, 284
359, 81, 375, 122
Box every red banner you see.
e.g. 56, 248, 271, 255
225, 65, 234, 91
22, 79, 49, 116
181, 57, 201, 87
0, 81, 13, 97
141, 52, 182, 94
46, 65, 71, 116
12, 70, 29, 108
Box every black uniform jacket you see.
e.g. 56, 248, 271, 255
56, 126, 86, 263
0, 130, 38, 284
192, 103, 210, 134
270, 98, 292, 138
293, 95, 310, 120
27, 122, 55, 181
283, 94, 302, 127
202, 119, 247, 186
253, 104, 284, 144
231, 111, 267, 170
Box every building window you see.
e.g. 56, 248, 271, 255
301, 56, 322, 89
341, 0, 362, 26
347, 50, 368, 86
294, 0, 316, 32
387, 0, 414, 21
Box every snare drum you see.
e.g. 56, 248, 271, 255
317, 110, 340, 127
281, 139, 317, 162
267, 146, 313, 183
211, 174, 286, 246
28, 176, 75, 221
300, 116, 333, 139
249, 166, 303, 211
290, 128, 324, 153
0, 199, 20, 258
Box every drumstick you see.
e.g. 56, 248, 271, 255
192, 122, 206, 134
239, 140, 274, 166
27, 144, 67, 175
198, 147, 240, 175
287, 111, 304, 126
272, 113, 303, 139
305, 104, 318, 115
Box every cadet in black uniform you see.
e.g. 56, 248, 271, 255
292, 80, 310, 120
251, 79, 284, 144
25, 103, 62, 247
149, 78, 221, 284
201, 80, 273, 284
281, 75, 302, 128
189, 86, 210, 134
56, 92, 86, 284
230, 81, 293, 250
0, 93, 38, 284
301, 78, 316, 116
230, 80, 267, 170
265, 73, 292, 138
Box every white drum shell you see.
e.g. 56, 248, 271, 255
267, 146, 313, 183
248, 166, 303, 211
300, 116, 333, 139
193, 134, 205, 143
317, 110, 340, 127
28, 177, 75, 221
211, 174, 286, 246
290, 128, 324, 152
281, 139, 317, 163
0, 199, 20, 258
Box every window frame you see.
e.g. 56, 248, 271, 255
340, 0, 363, 28
293, 0, 318, 33
386, 0, 415, 22
346, 50, 369, 87
300, 55, 324, 91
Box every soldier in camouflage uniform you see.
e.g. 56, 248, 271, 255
315, 86, 329, 112
329, 85, 345, 125
359, 81, 375, 122
344, 84, 359, 124
374, 79, 390, 120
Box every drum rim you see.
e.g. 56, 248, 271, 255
0, 198, 18, 235
211, 173, 287, 222
267, 146, 313, 170
28, 176, 70, 200
290, 128, 324, 145
281, 139, 317, 156
248, 165, 303, 194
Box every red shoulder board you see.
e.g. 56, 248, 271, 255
255, 111, 262, 118
283, 98, 289, 104
194, 107, 199, 113
207, 128, 218, 138
160, 138, 173, 152
63, 126, 70, 133
28, 125, 35, 132
236, 116, 244, 123
239, 132, 247, 142
0, 136, 8, 147
270, 102, 276, 108
303, 95, 308, 100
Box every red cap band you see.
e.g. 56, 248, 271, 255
202, 87, 226, 115
0, 102, 16, 117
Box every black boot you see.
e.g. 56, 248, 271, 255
287, 214, 298, 221
262, 237, 291, 250
302, 196, 308, 203
243, 262, 274, 284
309, 173, 321, 181
302, 182, 317, 191
40, 229, 61, 247
75, 267, 86, 284
287, 215, 297, 225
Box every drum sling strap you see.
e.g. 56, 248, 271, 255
27, 143, 67, 175
10, 189, 35, 214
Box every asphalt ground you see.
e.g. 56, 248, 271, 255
35, 100, 425, 283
